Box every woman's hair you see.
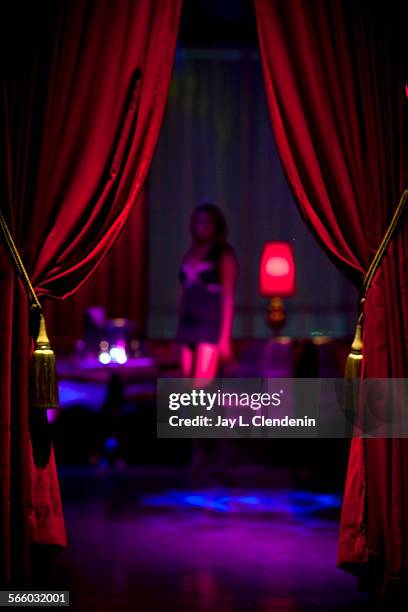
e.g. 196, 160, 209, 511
190, 203, 227, 244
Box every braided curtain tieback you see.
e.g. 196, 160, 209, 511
0, 210, 59, 408
345, 189, 408, 380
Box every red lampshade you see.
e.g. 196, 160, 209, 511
259, 242, 295, 297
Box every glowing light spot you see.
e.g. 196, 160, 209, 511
109, 346, 128, 364
116, 351, 128, 365
104, 436, 119, 451
99, 352, 111, 364
266, 257, 290, 277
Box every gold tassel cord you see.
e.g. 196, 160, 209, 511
0, 210, 59, 409
345, 189, 408, 380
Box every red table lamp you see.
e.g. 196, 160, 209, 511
259, 242, 296, 331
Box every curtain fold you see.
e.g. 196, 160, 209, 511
45, 188, 149, 352
1, 0, 181, 584
254, 0, 408, 591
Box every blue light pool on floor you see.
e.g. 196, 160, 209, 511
141, 490, 342, 516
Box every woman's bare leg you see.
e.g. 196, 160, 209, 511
188, 343, 219, 485
182, 344, 203, 483
194, 342, 219, 382
181, 344, 194, 377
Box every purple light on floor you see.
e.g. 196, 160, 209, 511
54, 468, 368, 610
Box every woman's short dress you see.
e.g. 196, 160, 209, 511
176, 243, 232, 346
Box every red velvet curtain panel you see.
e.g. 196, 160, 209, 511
46, 189, 149, 352
254, 0, 408, 591
1, 0, 181, 584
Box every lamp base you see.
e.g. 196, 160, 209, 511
267, 296, 286, 332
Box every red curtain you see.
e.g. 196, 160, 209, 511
1, 0, 181, 584
254, 0, 408, 591
45, 189, 149, 352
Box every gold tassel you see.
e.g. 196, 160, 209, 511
30, 312, 59, 409
344, 319, 363, 379
342, 308, 364, 423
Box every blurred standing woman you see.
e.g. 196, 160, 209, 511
176, 203, 238, 380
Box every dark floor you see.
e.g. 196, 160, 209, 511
37, 466, 379, 612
